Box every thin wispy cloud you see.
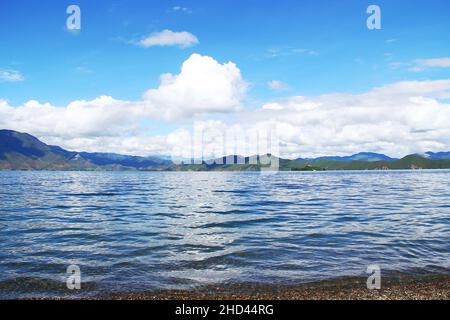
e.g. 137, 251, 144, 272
389, 61, 409, 70
0, 69, 24, 82
268, 80, 290, 91
292, 48, 319, 56
410, 58, 450, 72
137, 29, 199, 48
265, 48, 319, 59
171, 6, 192, 14
388, 58, 450, 72
75, 66, 93, 74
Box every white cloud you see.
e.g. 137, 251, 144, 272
0, 96, 171, 156
3, 79, 450, 158
143, 53, 247, 119
138, 29, 199, 48
45, 135, 169, 156
2, 53, 450, 159
409, 58, 450, 72
0, 69, 24, 82
417, 58, 450, 68
253, 80, 450, 158
0, 96, 145, 139
268, 80, 290, 91
0, 54, 248, 155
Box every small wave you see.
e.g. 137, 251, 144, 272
64, 192, 120, 197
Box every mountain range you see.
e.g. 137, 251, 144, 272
0, 130, 170, 170
296, 152, 395, 162
422, 151, 450, 160
2, 129, 450, 171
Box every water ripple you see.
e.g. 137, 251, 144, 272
0, 170, 449, 297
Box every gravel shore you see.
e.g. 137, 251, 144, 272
107, 275, 450, 300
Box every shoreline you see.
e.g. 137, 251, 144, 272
104, 275, 450, 300
6, 274, 448, 300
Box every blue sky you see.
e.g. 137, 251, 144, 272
1, 0, 450, 158
1, 0, 450, 105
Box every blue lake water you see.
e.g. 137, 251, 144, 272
0, 170, 449, 298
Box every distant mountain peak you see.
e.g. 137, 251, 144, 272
297, 152, 395, 162
422, 151, 450, 160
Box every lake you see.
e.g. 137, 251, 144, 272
0, 170, 449, 298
